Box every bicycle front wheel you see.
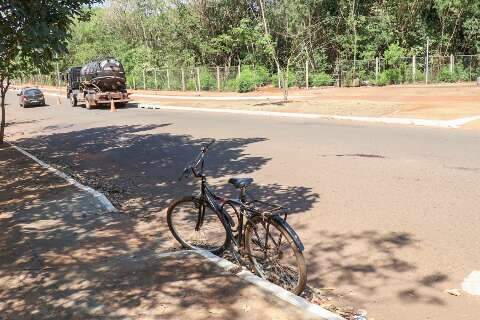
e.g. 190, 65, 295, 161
167, 196, 229, 255
245, 215, 307, 295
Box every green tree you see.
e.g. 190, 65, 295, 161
0, 0, 100, 144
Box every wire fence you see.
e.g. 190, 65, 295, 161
18, 54, 480, 91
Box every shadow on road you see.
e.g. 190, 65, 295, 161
0, 144, 314, 319
15, 124, 318, 218
301, 229, 448, 308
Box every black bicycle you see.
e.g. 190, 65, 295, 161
167, 140, 307, 295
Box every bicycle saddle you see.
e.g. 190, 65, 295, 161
228, 177, 254, 189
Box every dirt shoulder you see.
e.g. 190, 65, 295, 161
21, 82, 480, 122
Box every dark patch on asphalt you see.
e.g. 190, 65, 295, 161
253, 100, 298, 106
336, 153, 386, 158
318, 153, 386, 159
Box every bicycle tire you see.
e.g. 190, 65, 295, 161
167, 196, 230, 255
244, 214, 307, 295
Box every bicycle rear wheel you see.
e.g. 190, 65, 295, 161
167, 196, 229, 255
244, 215, 307, 295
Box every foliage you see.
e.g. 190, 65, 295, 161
0, 0, 100, 143
271, 71, 297, 88
384, 44, 407, 66
199, 69, 216, 91
11, 0, 480, 91
237, 69, 257, 92
437, 64, 470, 82
251, 66, 270, 86
311, 72, 334, 86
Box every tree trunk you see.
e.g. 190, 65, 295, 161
0, 77, 10, 144
283, 64, 289, 102
1, 93, 6, 145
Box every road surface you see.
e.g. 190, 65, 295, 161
3, 91, 480, 319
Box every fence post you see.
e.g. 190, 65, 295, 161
196, 67, 200, 91
450, 54, 454, 74
133, 76, 136, 90
181, 68, 186, 91
154, 69, 157, 89
167, 68, 171, 90
305, 60, 309, 90
412, 56, 416, 83
375, 57, 379, 83
237, 64, 241, 79
425, 39, 429, 84
216, 66, 220, 91
142, 68, 146, 90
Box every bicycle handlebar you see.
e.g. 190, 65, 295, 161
178, 139, 216, 181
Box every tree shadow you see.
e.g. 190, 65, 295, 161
300, 229, 449, 308
0, 144, 315, 319
14, 124, 318, 218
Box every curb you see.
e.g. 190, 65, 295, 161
155, 250, 345, 320
137, 103, 480, 129
7, 141, 118, 213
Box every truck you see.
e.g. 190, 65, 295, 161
66, 57, 129, 109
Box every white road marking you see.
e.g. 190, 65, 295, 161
7, 141, 118, 213
462, 271, 480, 296
137, 103, 480, 129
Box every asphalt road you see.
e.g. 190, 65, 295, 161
4, 92, 480, 320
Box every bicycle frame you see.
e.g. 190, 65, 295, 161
181, 140, 304, 254
198, 176, 242, 249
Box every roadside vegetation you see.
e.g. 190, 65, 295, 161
0, 0, 101, 143
55, 0, 480, 94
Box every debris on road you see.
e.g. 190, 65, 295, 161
445, 289, 462, 296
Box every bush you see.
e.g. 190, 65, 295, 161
186, 78, 197, 91
271, 70, 297, 88
251, 65, 270, 86
375, 72, 389, 86
237, 69, 256, 92
438, 66, 455, 82
376, 69, 403, 85
199, 69, 216, 90
311, 72, 334, 86
224, 78, 238, 91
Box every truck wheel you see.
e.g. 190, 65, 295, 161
70, 95, 77, 107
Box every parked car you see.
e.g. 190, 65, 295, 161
18, 88, 45, 107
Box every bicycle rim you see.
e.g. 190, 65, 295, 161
167, 196, 229, 255
245, 215, 307, 295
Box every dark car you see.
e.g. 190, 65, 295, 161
18, 88, 45, 107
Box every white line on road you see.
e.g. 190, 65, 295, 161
7, 141, 118, 213
137, 103, 480, 129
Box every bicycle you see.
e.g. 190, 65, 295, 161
167, 140, 307, 295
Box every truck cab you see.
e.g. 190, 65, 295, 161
66, 67, 82, 105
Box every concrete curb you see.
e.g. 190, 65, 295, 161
137, 103, 480, 129
155, 250, 345, 320
7, 141, 118, 213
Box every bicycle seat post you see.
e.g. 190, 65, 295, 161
240, 186, 247, 203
